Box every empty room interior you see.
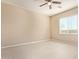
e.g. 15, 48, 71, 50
1, 0, 78, 59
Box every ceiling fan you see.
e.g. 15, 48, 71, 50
40, 0, 61, 9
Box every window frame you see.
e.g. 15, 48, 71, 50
59, 15, 78, 35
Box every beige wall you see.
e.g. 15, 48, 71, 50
1, 3, 50, 47
50, 8, 78, 44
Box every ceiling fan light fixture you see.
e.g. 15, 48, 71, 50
48, 2, 51, 5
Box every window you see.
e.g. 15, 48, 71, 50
59, 15, 78, 34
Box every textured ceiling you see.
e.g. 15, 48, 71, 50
2, 0, 78, 16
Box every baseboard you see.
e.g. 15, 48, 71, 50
2, 40, 49, 49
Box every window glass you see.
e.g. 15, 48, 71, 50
59, 15, 78, 34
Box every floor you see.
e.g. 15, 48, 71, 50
2, 40, 77, 59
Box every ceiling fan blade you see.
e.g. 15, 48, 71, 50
45, 0, 51, 2
52, 1, 61, 4
40, 3, 48, 7
49, 5, 52, 9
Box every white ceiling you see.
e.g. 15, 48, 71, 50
2, 0, 78, 16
